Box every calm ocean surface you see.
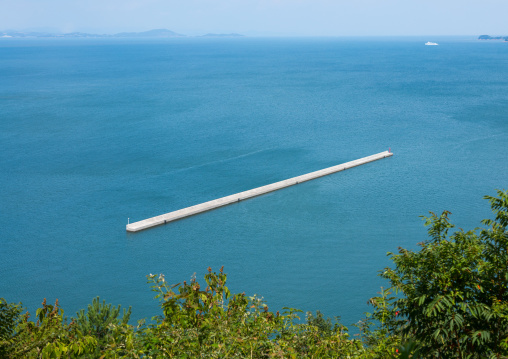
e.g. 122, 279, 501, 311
1, 37, 507, 327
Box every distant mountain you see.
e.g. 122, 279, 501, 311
478, 35, 508, 41
199, 33, 244, 38
59, 32, 111, 38
0, 29, 185, 38
1, 29, 246, 39
114, 29, 185, 38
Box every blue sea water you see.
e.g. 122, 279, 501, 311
1, 36, 507, 327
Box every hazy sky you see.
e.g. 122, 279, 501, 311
2, 0, 507, 36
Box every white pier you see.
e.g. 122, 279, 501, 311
126, 150, 393, 232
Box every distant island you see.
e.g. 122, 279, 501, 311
0, 28, 244, 38
114, 29, 185, 38
478, 35, 508, 41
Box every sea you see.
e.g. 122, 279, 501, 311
1, 36, 507, 328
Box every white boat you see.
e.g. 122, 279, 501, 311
425, 41, 438, 46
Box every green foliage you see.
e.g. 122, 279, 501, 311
4, 298, 97, 358
358, 287, 401, 358
75, 297, 131, 340
74, 296, 132, 357
306, 310, 335, 336
380, 189, 508, 358
0, 298, 23, 357
134, 266, 363, 358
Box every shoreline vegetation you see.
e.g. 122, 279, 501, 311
1, 189, 507, 358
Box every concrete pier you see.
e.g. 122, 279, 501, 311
126, 150, 393, 232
